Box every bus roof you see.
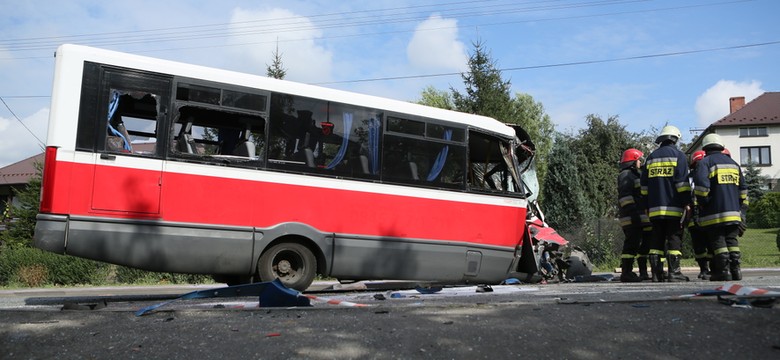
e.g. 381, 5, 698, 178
55, 44, 515, 138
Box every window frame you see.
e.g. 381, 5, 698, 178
740, 146, 772, 166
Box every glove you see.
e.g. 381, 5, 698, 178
738, 222, 747, 237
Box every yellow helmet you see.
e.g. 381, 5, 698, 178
656, 125, 681, 144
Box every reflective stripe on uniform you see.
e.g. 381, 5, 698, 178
619, 195, 635, 207
698, 211, 742, 227
648, 206, 683, 218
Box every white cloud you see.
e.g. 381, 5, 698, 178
0, 108, 48, 168
406, 14, 468, 72
695, 80, 764, 127
226, 8, 333, 83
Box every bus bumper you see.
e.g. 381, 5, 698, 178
34, 213, 69, 254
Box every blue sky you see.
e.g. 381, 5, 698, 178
1, 0, 777, 167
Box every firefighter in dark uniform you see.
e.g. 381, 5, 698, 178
693, 134, 748, 281
640, 125, 691, 282
617, 148, 647, 282
688, 150, 711, 280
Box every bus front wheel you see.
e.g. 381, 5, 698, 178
257, 242, 316, 292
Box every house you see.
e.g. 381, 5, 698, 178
687, 92, 780, 191
0, 153, 44, 229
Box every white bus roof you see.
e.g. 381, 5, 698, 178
55, 44, 515, 138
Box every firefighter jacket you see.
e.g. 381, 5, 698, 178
693, 151, 748, 228
617, 165, 645, 228
640, 143, 691, 219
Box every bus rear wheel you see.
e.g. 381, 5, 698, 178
257, 242, 316, 292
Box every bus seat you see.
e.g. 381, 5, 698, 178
304, 148, 315, 167
360, 155, 369, 174
409, 162, 419, 180
176, 119, 196, 154
233, 141, 256, 157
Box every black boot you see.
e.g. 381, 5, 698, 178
666, 255, 690, 282
709, 253, 732, 282
620, 258, 641, 282
696, 258, 711, 280
729, 252, 742, 281
637, 257, 650, 281
648, 255, 665, 282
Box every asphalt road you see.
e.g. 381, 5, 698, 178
2, 269, 779, 359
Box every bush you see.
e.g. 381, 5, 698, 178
747, 192, 780, 228
0, 246, 109, 286
115, 266, 211, 285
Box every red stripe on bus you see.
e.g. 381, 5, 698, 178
45, 160, 525, 247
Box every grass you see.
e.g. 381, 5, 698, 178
680, 227, 779, 268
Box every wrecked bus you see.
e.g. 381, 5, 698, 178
34, 44, 541, 291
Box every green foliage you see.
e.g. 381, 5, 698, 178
742, 162, 768, 204
451, 40, 512, 121
115, 266, 211, 285
266, 43, 287, 79
748, 192, 780, 228
417, 86, 454, 110
0, 162, 42, 248
541, 134, 594, 229
0, 246, 109, 286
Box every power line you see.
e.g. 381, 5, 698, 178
0, 0, 743, 55
0, 96, 45, 148
315, 40, 780, 84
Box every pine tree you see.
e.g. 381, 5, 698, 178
266, 42, 287, 80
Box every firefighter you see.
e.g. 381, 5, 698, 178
617, 148, 648, 282
640, 125, 691, 282
693, 134, 748, 281
688, 150, 710, 280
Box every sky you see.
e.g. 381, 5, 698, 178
1, 0, 778, 168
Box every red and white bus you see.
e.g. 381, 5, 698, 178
34, 44, 538, 291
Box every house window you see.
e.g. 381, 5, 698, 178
740, 146, 771, 166
739, 126, 768, 137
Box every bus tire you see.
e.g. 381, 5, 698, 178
257, 242, 316, 292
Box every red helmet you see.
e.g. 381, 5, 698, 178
691, 150, 705, 164
620, 148, 643, 163
722, 148, 731, 157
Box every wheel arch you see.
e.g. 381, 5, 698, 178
252, 222, 332, 278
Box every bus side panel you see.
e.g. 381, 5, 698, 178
329, 236, 516, 283
159, 170, 526, 247
64, 217, 255, 274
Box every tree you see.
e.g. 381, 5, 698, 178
0, 162, 41, 248
572, 115, 636, 218
418, 40, 555, 193
742, 162, 768, 204
451, 40, 512, 122
416, 86, 454, 110
266, 42, 287, 80
511, 93, 555, 185
541, 134, 594, 230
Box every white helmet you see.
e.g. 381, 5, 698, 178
701, 133, 724, 150
656, 125, 682, 144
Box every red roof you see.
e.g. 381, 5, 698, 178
0, 153, 44, 186
711, 92, 780, 127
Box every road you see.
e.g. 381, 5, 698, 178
2, 269, 779, 359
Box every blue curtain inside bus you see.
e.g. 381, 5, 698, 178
326, 112, 353, 170
368, 117, 380, 175
426, 129, 452, 181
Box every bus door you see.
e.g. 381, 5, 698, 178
90, 69, 171, 215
